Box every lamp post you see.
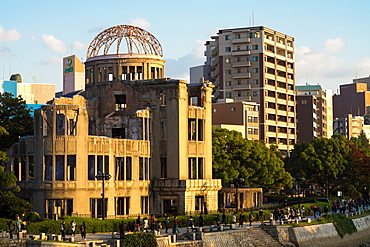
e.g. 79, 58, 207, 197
230, 178, 245, 214
95, 174, 111, 220
292, 178, 306, 209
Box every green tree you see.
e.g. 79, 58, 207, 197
286, 137, 350, 198
0, 92, 34, 150
212, 127, 292, 191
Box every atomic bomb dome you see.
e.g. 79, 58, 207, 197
84, 25, 165, 89
86, 25, 163, 59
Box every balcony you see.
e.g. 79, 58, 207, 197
232, 50, 250, 56
232, 37, 251, 44
211, 68, 219, 78
233, 61, 251, 67
211, 57, 219, 67
233, 84, 252, 90
264, 38, 275, 46
233, 72, 251, 79
211, 46, 219, 56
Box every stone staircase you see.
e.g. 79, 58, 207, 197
246, 227, 284, 247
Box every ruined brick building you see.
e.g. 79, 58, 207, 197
5, 25, 221, 219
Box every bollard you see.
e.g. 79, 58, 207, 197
171, 234, 176, 243
17, 232, 23, 239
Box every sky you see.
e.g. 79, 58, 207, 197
0, 0, 370, 93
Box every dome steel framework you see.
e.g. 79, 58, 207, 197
86, 25, 163, 59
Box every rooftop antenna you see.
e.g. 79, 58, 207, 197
252, 10, 255, 26
249, 15, 251, 26
32, 76, 39, 83
306, 71, 308, 84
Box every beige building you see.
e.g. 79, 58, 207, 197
6, 25, 221, 219
63, 55, 85, 95
212, 100, 259, 140
334, 114, 370, 139
207, 26, 296, 153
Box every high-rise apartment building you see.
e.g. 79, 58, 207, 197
206, 26, 296, 153
212, 101, 259, 140
333, 82, 370, 119
296, 85, 329, 143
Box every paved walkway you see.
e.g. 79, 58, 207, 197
70, 215, 317, 243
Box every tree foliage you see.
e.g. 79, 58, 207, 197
286, 137, 350, 197
0, 92, 34, 150
212, 127, 292, 191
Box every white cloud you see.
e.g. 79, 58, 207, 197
41, 34, 67, 53
165, 40, 205, 81
129, 17, 151, 30
72, 41, 85, 51
324, 37, 345, 53
0, 46, 13, 56
193, 40, 206, 59
41, 56, 62, 65
0, 25, 21, 42
295, 46, 356, 89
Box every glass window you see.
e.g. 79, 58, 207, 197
252, 45, 258, 50
252, 56, 258, 61
225, 35, 231, 40
226, 81, 232, 86
225, 47, 231, 52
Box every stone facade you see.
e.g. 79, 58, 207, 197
5, 25, 221, 219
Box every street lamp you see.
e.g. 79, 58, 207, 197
230, 178, 245, 214
292, 178, 306, 209
95, 174, 111, 220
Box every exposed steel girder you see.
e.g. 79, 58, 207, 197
86, 25, 163, 59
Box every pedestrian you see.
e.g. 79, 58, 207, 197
199, 213, 204, 227
150, 214, 156, 232
239, 212, 245, 227
215, 214, 221, 226
189, 216, 195, 231
269, 211, 274, 225
301, 206, 306, 218
164, 216, 170, 233
70, 220, 76, 236
136, 216, 141, 232
119, 221, 126, 238
80, 222, 86, 240
8, 220, 15, 239
156, 220, 162, 235
142, 217, 149, 232
259, 208, 265, 225
60, 221, 66, 238
15, 216, 22, 233
232, 213, 237, 224
222, 212, 227, 225
172, 216, 179, 234
249, 212, 254, 226
324, 205, 329, 215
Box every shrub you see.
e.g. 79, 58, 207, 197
123, 233, 157, 247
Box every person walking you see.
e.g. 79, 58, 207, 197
8, 220, 15, 239
215, 214, 221, 226
259, 209, 265, 225
119, 221, 126, 239
15, 216, 22, 233
199, 213, 204, 227
80, 222, 86, 240
60, 221, 66, 238
172, 216, 179, 234
269, 211, 274, 225
232, 213, 237, 224
164, 216, 170, 233
70, 220, 76, 236
136, 216, 141, 232
222, 212, 227, 225
249, 212, 254, 226
239, 212, 245, 227
189, 216, 195, 231
142, 217, 149, 232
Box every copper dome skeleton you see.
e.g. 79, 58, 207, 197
86, 25, 163, 59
